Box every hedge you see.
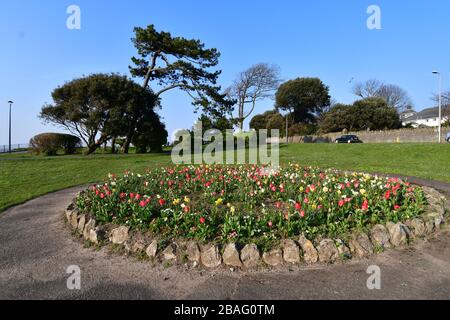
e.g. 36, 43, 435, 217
29, 133, 81, 156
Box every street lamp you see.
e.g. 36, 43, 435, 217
432, 71, 442, 143
7, 100, 13, 153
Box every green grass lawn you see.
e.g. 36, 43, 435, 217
1, 143, 449, 212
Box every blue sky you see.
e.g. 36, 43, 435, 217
0, 0, 449, 145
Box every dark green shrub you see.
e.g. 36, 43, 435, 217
29, 133, 81, 156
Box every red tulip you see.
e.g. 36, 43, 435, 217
159, 199, 166, 206
362, 199, 369, 211
199, 217, 206, 224
295, 202, 302, 211
384, 190, 391, 200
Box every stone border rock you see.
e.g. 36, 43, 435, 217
64, 186, 448, 270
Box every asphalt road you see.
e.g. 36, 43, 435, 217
0, 179, 449, 300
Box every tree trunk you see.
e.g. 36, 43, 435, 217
121, 140, 130, 154
85, 143, 100, 155
121, 133, 133, 154
111, 137, 117, 154
238, 101, 244, 131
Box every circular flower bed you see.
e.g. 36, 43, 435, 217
75, 164, 427, 249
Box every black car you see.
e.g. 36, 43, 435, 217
335, 135, 363, 144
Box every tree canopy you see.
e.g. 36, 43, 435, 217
228, 63, 281, 130
40, 73, 161, 155
129, 24, 234, 117
275, 77, 331, 124
352, 79, 412, 112
132, 113, 168, 153
319, 97, 402, 133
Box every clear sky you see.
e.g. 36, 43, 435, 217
1, 0, 449, 145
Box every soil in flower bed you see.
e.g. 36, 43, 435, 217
75, 164, 427, 248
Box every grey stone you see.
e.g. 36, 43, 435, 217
425, 220, 436, 234
65, 209, 72, 223
132, 240, 146, 253
83, 219, 96, 240
77, 214, 86, 233
335, 239, 352, 259
370, 224, 392, 249
422, 186, 446, 206
407, 218, 427, 237
163, 244, 177, 260
349, 233, 374, 258
222, 243, 242, 268
201, 245, 222, 268
124, 241, 132, 253
425, 208, 445, 229
88, 228, 98, 243
317, 239, 339, 263
282, 240, 300, 264
263, 248, 283, 266
240, 244, 260, 268
186, 242, 201, 263
146, 240, 158, 258
109, 226, 129, 245
298, 235, 318, 264
69, 211, 78, 229
386, 222, 408, 247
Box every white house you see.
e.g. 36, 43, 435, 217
401, 107, 448, 128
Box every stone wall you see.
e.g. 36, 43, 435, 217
269, 128, 450, 144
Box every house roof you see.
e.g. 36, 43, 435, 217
403, 107, 439, 121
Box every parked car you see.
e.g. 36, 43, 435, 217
335, 135, 363, 144
446, 132, 450, 143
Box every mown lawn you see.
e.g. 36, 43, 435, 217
0, 143, 449, 212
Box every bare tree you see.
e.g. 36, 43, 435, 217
431, 90, 450, 119
353, 79, 383, 98
228, 63, 281, 130
352, 79, 412, 112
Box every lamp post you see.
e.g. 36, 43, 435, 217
7, 101, 13, 153
432, 71, 442, 143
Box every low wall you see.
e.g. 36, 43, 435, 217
269, 128, 450, 144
